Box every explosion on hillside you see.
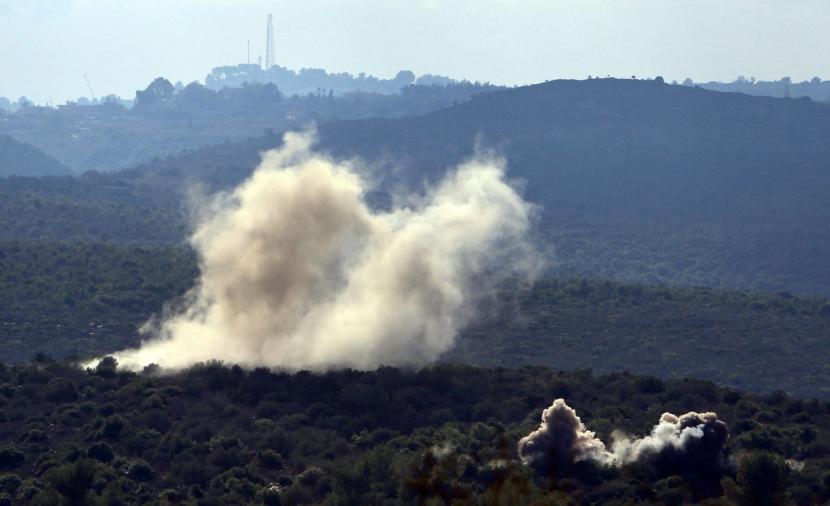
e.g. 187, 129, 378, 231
519, 399, 730, 477
102, 131, 541, 371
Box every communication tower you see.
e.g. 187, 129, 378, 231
264, 14, 275, 69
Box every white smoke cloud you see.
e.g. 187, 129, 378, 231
611, 411, 729, 466
105, 131, 541, 371
519, 399, 729, 474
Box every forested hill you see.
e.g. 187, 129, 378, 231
2, 361, 828, 504
0, 135, 71, 177
115, 78, 830, 224
3, 240, 830, 398
319, 78, 830, 223
4, 79, 830, 294
313, 78, 830, 294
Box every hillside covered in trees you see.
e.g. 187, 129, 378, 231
3, 78, 830, 296
0, 360, 828, 504
2, 240, 830, 399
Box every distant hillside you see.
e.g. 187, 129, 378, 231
696, 76, 830, 102
119, 78, 830, 295
0, 175, 184, 242
0, 80, 498, 173
4, 79, 830, 295
0, 135, 70, 177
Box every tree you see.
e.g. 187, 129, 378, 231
46, 459, 97, 506
176, 82, 219, 112
393, 70, 416, 89
135, 77, 175, 111
736, 452, 789, 506
0, 448, 24, 471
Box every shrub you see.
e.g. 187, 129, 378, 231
0, 447, 24, 471
94, 357, 118, 378
45, 378, 78, 403
87, 442, 114, 463
46, 459, 97, 506
0, 474, 21, 495
258, 450, 284, 470
635, 375, 664, 394
736, 452, 789, 506
101, 415, 127, 440
127, 460, 155, 482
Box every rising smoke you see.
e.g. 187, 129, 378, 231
517, 398, 614, 471
611, 411, 730, 474
518, 399, 730, 476
107, 131, 541, 371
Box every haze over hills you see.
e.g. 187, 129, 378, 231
0, 135, 70, 177
6, 78, 826, 294
313, 78, 830, 294
0, 79, 499, 174
696, 76, 830, 102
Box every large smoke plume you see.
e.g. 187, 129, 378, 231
518, 399, 729, 476
108, 131, 540, 371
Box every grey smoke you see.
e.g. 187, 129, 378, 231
611, 411, 730, 470
104, 131, 541, 371
517, 399, 614, 470
519, 399, 729, 474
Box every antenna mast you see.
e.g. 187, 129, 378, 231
247, 39, 251, 64
83, 73, 96, 102
264, 14, 275, 69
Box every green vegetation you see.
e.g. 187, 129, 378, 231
453, 279, 830, 399
0, 241, 195, 363
0, 177, 185, 242
0, 360, 828, 504
4, 79, 830, 297
2, 241, 830, 399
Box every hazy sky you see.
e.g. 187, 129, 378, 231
2, 0, 828, 104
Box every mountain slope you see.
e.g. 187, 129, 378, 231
319, 78, 830, 224
124, 78, 830, 294
0, 135, 71, 177
4, 79, 830, 294
2, 361, 828, 504
3, 240, 830, 398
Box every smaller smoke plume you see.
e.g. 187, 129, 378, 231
519, 399, 729, 477
517, 399, 614, 471
611, 411, 730, 473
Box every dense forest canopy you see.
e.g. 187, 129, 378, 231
0, 361, 828, 504
2, 240, 830, 399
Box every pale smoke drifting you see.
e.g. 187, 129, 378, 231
518, 399, 729, 473
611, 411, 729, 469
109, 131, 541, 371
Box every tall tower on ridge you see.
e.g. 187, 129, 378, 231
264, 14, 275, 70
